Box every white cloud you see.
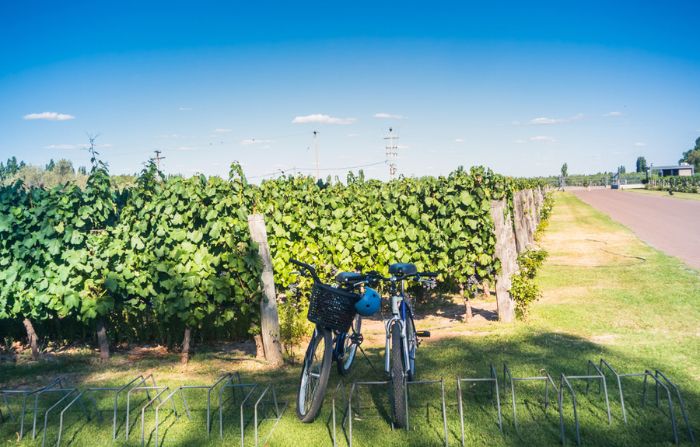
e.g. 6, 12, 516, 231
44, 144, 84, 150
292, 114, 356, 125
529, 113, 583, 125
634, 142, 647, 147
454, 138, 465, 143
214, 128, 232, 133
346, 133, 359, 138
178, 107, 192, 111
374, 112, 405, 120
529, 136, 557, 142
44, 143, 111, 150
514, 139, 526, 144
604, 111, 623, 117
176, 146, 196, 151
240, 138, 273, 146
23, 112, 75, 121
530, 117, 561, 125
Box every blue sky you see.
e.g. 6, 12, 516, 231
2, 1, 699, 180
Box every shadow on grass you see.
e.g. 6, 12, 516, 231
325, 332, 698, 447
0, 331, 697, 446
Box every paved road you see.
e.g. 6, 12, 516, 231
573, 190, 700, 269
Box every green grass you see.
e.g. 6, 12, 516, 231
1, 192, 698, 446
625, 188, 700, 201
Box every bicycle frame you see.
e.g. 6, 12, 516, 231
383, 279, 414, 376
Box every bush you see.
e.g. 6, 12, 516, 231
510, 249, 548, 319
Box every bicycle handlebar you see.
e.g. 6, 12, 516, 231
291, 259, 441, 286
290, 259, 321, 283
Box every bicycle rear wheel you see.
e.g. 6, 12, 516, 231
297, 327, 333, 422
337, 315, 362, 376
390, 322, 408, 428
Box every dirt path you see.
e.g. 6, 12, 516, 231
573, 189, 700, 269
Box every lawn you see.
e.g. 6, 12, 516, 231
625, 188, 700, 201
1, 192, 698, 446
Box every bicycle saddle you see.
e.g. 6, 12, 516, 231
388, 263, 417, 277
335, 271, 364, 285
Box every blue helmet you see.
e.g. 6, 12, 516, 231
355, 287, 381, 316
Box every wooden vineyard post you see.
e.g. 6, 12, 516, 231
490, 199, 518, 322
248, 214, 284, 366
23, 318, 40, 360
512, 191, 528, 254
181, 326, 191, 364
96, 318, 110, 361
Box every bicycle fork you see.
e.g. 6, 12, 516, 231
384, 295, 411, 376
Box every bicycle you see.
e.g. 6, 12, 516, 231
291, 259, 438, 428
375, 262, 437, 428
291, 259, 372, 422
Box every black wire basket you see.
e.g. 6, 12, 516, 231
307, 283, 359, 332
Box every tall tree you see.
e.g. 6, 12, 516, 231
46, 159, 56, 171
618, 165, 626, 174
560, 163, 568, 178
635, 156, 647, 173
54, 159, 75, 177
679, 136, 700, 171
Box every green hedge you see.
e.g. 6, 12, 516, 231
0, 161, 545, 345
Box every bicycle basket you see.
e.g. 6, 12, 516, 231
307, 283, 359, 332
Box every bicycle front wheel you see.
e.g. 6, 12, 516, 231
390, 322, 408, 428
296, 326, 333, 422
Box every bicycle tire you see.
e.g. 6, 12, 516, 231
296, 327, 333, 422
337, 315, 362, 376
405, 314, 416, 381
390, 322, 408, 428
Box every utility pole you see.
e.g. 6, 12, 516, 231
313, 131, 319, 180
384, 127, 398, 179
153, 150, 166, 170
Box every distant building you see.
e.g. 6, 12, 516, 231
650, 163, 695, 177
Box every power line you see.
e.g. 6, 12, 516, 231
247, 160, 386, 180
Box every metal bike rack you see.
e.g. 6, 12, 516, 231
76, 373, 154, 440
596, 359, 694, 445
405, 378, 449, 447
217, 375, 256, 442
153, 373, 241, 446
125, 385, 170, 440
139, 387, 171, 446
40, 387, 91, 447
330, 380, 347, 447
0, 377, 64, 439
503, 363, 559, 430
347, 380, 393, 447
457, 364, 503, 447
347, 378, 448, 447
30, 382, 74, 440
251, 385, 286, 447
653, 370, 695, 444
558, 360, 612, 446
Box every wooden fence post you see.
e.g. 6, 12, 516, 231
512, 190, 528, 254
490, 200, 518, 322
248, 214, 284, 366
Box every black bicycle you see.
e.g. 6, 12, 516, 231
292, 259, 438, 427
292, 259, 368, 422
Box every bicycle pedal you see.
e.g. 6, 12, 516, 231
416, 331, 431, 338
